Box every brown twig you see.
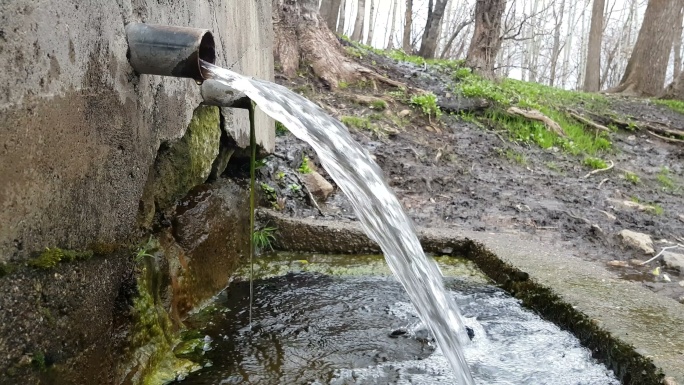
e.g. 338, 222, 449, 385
583, 160, 614, 178
566, 110, 611, 132
646, 130, 684, 144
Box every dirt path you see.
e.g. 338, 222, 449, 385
259, 47, 684, 303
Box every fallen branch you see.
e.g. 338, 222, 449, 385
639, 244, 684, 266
293, 173, 324, 216
507, 107, 566, 137
598, 178, 609, 189
566, 110, 611, 132
646, 130, 684, 144
583, 160, 614, 178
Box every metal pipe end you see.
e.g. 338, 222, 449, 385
125, 23, 216, 82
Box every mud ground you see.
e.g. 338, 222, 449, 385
258, 45, 684, 303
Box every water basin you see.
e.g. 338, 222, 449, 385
177, 254, 619, 385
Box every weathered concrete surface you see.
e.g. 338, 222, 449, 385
0, 0, 274, 263
265, 212, 684, 385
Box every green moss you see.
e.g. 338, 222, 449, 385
126, 246, 201, 385
624, 171, 640, 185
298, 156, 313, 174
410, 93, 442, 121
0, 262, 17, 277
31, 351, 46, 372
28, 248, 93, 269
370, 100, 387, 110
147, 105, 221, 211
656, 167, 676, 191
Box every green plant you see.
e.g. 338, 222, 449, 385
370, 100, 387, 110
29, 247, 94, 269
275, 121, 288, 136
338, 81, 349, 89
545, 162, 561, 172
583, 157, 608, 170
624, 171, 640, 185
288, 183, 302, 192
341, 116, 373, 130
134, 237, 158, 263
497, 148, 526, 165
298, 156, 313, 174
649, 204, 665, 216
252, 227, 277, 251
260, 183, 277, 201
656, 167, 675, 191
276, 171, 286, 180
410, 93, 442, 122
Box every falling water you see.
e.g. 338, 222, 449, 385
201, 61, 475, 385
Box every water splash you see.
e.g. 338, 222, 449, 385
201, 61, 474, 384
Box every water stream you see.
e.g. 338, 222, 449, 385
201, 61, 474, 384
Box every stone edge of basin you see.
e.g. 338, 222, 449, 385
260, 210, 682, 385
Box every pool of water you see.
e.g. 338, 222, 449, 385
177, 254, 619, 385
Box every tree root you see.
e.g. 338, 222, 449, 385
565, 109, 611, 132
506, 107, 567, 137
583, 160, 614, 178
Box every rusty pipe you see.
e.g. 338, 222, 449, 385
125, 23, 216, 82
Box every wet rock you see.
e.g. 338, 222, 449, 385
389, 328, 408, 338
679, 280, 684, 287
663, 251, 684, 273
465, 326, 475, 341
618, 230, 655, 254
398, 109, 411, 118
663, 377, 678, 385
302, 171, 334, 201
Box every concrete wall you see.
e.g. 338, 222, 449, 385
0, 0, 274, 263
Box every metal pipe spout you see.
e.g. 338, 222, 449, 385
125, 23, 216, 82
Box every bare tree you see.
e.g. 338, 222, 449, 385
366, 0, 377, 46
674, 3, 684, 79
609, 0, 679, 96
549, 0, 566, 87
351, 0, 367, 42
320, 0, 343, 31
440, 19, 474, 59
466, 0, 507, 79
403, 0, 414, 53
582, 0, 606, 91
418, 0, 450, 59
337, 0, 348, 34
387, 0, 399, 49
273, 0, 401, 89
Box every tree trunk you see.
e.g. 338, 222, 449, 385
418, 0, 449, 59
402, 0, 414, 53
273, 0, 390, 88
583, 0, 605, 92
661, 67, 684, 100
387, 0, 399, 49
674, 4, 684, 79
365, 0, 376, 46
609, 0, 679, 96
351, 0, 367, 41
465, 0, 506, 79
549, 0, 565, 87
337, 0, 347, 34
321, 0, 344, 31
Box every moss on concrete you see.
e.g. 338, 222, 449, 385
28, 248, 93, 269
124, 241, 201, 385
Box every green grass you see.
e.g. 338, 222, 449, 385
624, 171, 640, 185
370, 100, 387, 110
341, 116, 375, 131
655, 99, 684, 115
583, 157, 608, 170
253, 227, 277, 251
656, 167, 676, 191
288, 184, 301, 192
496, 148, 527, 165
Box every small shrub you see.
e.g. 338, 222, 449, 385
583, 157, 608, 170
298, 156, 313, 174
288, 184, 302, 192
410, 93, 442, 121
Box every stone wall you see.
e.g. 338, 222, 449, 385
0, 0, 273, 383
0, 0, 274, 263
